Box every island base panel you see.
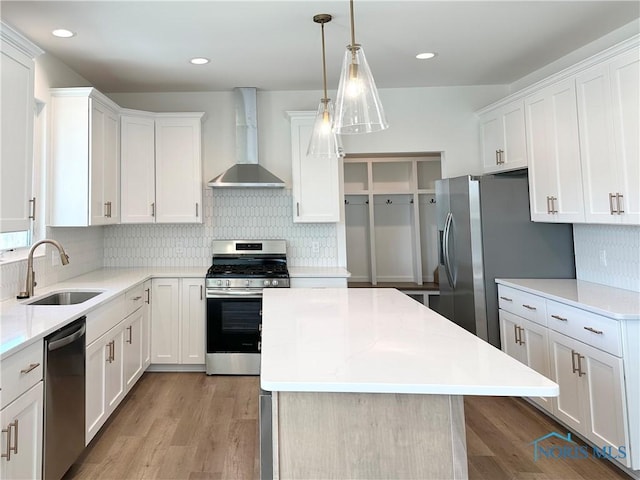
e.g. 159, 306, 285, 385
274, 392, 468, 480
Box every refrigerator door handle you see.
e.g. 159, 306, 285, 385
443, 212, 455, 287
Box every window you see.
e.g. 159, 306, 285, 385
0, 230, 31, 251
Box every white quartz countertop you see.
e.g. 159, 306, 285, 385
0, 267, 205, 358
260, 288, 559, 396
496, 279, 640, 320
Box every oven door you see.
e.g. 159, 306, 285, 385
206, 291, 262, 354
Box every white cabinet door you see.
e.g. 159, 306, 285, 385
581, 341, 629, 465
609, 50, 640, 225
85, 335, 107, 444
549, 330, 587, 433
0, 39, 35, 233
155, 115, 203, 224
289, 112, 340, 223
180, 279, 205, 364
142, 281, 152, 369
123, 309, 144, 392
576, 49, 639, 225
0, 382, 43, 480
151, 278, 180, 363
526, 79, 584, 223
521, 319, 553, 413
104, 328, 125, 417
89, 99, 119, 226
480, 99, 527, 173
499, 310, 525, 364
120, 113, 156, 223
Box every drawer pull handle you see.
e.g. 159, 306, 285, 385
551, 314, 567, 322
19, 363, 40, 375
584, 326, 603, 335
132, 296, 142, 301
522, 304, 536, 310
499, 296, 513, 302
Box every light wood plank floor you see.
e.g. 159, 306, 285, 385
64, 373, 630, 480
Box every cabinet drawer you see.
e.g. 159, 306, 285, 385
546, 300, 622, 356
86, 295, 125, 345
498, 285, 547, 326
0, 340, 43, 409
125, 284, 145, 318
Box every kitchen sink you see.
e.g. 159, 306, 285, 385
25, 291, 102, 306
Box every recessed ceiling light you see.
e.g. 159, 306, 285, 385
190, 57, 210, 65
52, 29, 75, 38
416, 52, 436, 60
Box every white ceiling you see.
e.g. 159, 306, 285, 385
2, 1, 639, 93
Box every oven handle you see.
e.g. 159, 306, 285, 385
206, 290, 263, 299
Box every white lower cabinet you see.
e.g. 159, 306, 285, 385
549, 329, 628, 464
499, 310, 552, 413
498, 282, 633, 470
0, 383, 43, 480
123, 309, 143, 392
86, 324, 125, 444
151, 278, 205, 365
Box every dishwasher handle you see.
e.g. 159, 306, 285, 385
48, 319, 86, 351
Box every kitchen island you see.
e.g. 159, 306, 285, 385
261, 288, 558, 480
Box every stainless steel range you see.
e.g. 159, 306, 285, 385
205, 240, 289, 375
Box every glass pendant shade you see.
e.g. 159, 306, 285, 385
307, 99, 343, 158
334, 44, 388, 134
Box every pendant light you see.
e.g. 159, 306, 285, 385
307, 14, 343, 158
333, 0, 388, 134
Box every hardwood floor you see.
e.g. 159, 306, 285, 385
65, 373, 630, 480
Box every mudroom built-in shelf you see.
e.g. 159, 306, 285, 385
343, 153, 442, 293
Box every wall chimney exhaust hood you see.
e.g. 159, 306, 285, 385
208, 88, 286, 188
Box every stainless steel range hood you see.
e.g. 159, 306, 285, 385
208, 87, 286, 188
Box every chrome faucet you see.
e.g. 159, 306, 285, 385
17, 239, 70, 299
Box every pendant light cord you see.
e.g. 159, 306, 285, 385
349, 0, 357, 62
321, 21, 328, 104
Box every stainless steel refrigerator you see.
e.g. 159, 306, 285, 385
435, 172, 575, 348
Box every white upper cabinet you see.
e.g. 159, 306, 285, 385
479, 99, 528, 173
154, 114, 204, 224
49, 88, 120, 226
289, 112, 340, 223
576, 49, 639, 224
120, 112, 156, 223
0, 24, 42, 233
121, 111, 204, 224
525, 79, 585, 223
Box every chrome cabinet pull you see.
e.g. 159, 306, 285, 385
145, 288, 150, 304
104, 202, 109, 217
576, 353, 586, 377
296, 202, 300, 216
126, 326, 133, 344
151, 202, 155, 217
513, 324, 519, 344
132, 296, 142, 301
519, 326, 526, 345
551, 314, 567, 322
550, 196, 558, 214
546, 196, 552, 214
609, 193, 617, 214
495, 150, 499, 165
195, 203, 199, 217
11, 420, 18, 455
28, 197, 36, 221
571, 349, 579, 374
522, 304, 536, 311
2, 422, 13, 460
200, 285, 203, 301
617, 193, 624, 214
20, 363, 40, 375
584, 326, 603, 335
499, 296, 513, 302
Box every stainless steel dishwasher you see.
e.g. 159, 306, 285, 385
44, 317, 86, 480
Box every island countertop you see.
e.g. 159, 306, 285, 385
260, 288, 559, 396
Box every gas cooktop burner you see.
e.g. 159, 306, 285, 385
206, 263, 289, 278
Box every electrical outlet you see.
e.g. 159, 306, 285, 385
599, 249, 607, 267
311, 241, 320, 254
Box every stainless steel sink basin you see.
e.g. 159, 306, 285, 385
26, 291, 102, 306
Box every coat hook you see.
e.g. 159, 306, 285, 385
345, 199, 350, 205
429, 198, 436, 204
410, 198, 414, 204
386, 199, 392, 205
365, 200, 369, 204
